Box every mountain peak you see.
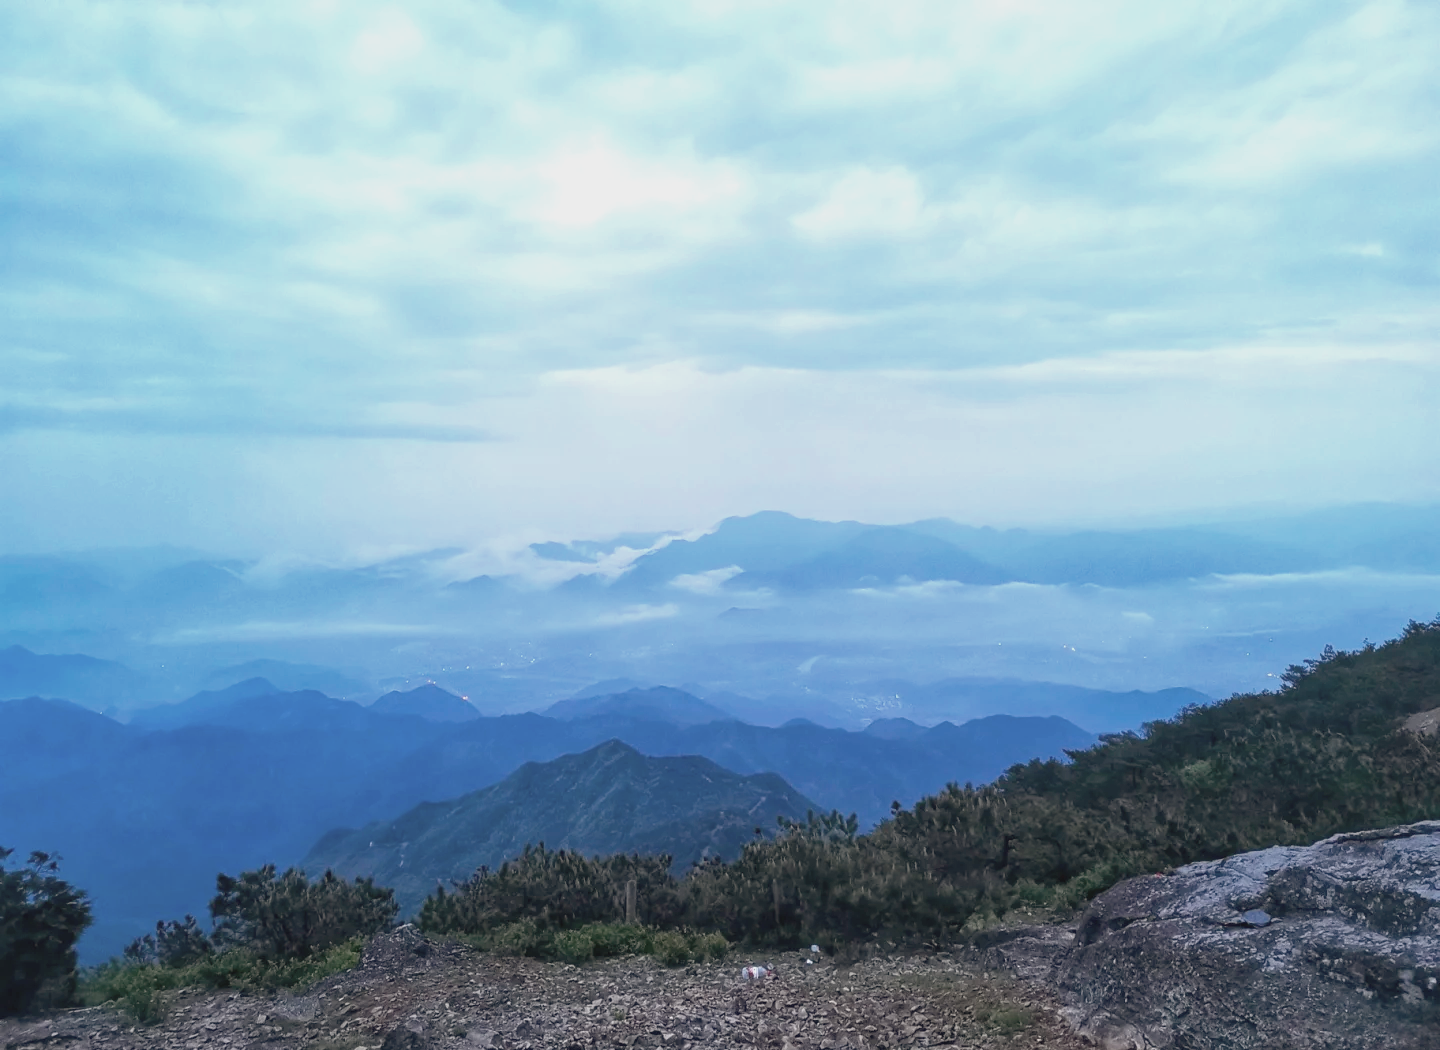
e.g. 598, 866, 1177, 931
542, 686, 734, 726
372, 684, 480, 722
304, 739, 817, 912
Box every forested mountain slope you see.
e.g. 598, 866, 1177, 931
873, 617, 1440, 898
305, 740, 817, 912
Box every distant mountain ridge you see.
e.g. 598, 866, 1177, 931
543, 686, 734, 726
372, 684, 480, 722
304, 740, 817, 913
0, 682, 1098, 960
605, 505, 1440, 592
0, 645, 147, 709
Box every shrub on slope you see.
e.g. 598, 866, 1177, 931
0, 849, 91, 1016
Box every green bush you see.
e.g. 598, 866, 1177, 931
124, 915, 213, 968
552, 927, 597, 964
549, 922, 658, 963
683, 811, 988, 947
651, 930, 691, 967
81, 938, 364, 1023
0, 850, 92, 1016
420, 846, 679, 938
438, 919, 724, 967
210, 865, 397, 960
584, 922, 654, 958
488, 918, 548, 957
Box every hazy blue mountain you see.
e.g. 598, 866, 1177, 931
126, 561, 246, 609
0, 677, 1101, 960
571, 678, 650, 698
0, 645, 148, 708
200, 660, 369, 699
863, 717, 928, 741
304, 740, 818, 913
688, 687, 851, 729
614, 511, 871, 589
127, 677, 282, 729
578, 713, 1098, 824
0, 696, 132, 774
371, 684, 480, 722
543, 686, 734, 726
127, 681, 436, 738
864, 679, 1212, 733
443, 573, 504, 598
1218, 502, 1440, 572
726, 527, 1003, 591
901, 520, 1313, 585
0, 557, 115, 616
0, 697, 449, 963
601, 507, 1440, 595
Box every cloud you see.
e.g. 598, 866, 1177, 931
792, 167, 926, 240
0, 1, 1436, 554
155, 620, 456, 644
5, 346, 1435, 558
592, 603, 681, 627
670, 566, 743, 595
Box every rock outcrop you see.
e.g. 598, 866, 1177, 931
1403, 707, 1440, 737
1050, 821, 1440, 1049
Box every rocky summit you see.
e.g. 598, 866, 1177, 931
994, 820, 1440, 1049
0, 927, 1089, 1050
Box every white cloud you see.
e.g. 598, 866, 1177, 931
6, 346, 1435, 556
592, 603, 681, 627
351, 10, 427, 72
1, 0, 1437, 556
670, 566, 744, 595
793, 167, 926, 239
156, 620, 455, 644
527, 139, 750, 231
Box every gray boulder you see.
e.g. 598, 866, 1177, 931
1051, 821, 1440, 1049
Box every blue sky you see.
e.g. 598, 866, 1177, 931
2, 0, 1437, 556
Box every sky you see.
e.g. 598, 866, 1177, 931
2, 0, 1437, 557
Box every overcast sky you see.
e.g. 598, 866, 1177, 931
2, 0, 1437, 557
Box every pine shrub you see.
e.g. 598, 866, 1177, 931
0, 850, 91, 1016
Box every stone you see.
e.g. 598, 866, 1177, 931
381, 1017, 430, 1050
1402, 707, 1440, 737
1050, 820, 1440, 1049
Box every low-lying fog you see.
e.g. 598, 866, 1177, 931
5, 505, 1437, 733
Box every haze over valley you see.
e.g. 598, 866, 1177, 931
5, 504, 1438, 725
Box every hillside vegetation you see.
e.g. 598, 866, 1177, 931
304, 740, 817, 912
421, 619, 1440, 950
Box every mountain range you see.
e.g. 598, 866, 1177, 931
305, 740, 817, 913
0, 680, 1097, 960
2, 504, 1431, 725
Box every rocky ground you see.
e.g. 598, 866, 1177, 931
1, 928, 1090, 1050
